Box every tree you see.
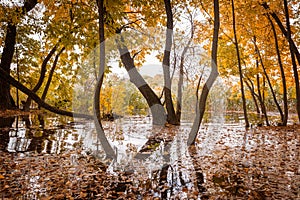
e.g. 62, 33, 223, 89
231, 0, 249, 128
175, 6, 195, 123
0, 66, 92, 118
253, 36, 283, 125
283, 0, 300, 122
23, 43, 58, 111
162, 0, 178, 124
0, 0, 38, 110
115, 33, 167, 125
267, 14, 288, 125
94, 0, 116, 159
41, 47, 66, 102
262, 1, 300, 122
187, 0, 220, 145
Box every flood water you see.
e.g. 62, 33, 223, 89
0, 112, 299, 199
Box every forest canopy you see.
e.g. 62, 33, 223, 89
0, 0, 300, 126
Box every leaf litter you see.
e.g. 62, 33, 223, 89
0, 122, 299, 199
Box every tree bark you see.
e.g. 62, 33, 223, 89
116, 34, 167, 125
231, 0, 249, 128
261, 2, 300, 66
176, 14, 194, 123
41, 47, 65, 102
0, 24, 17, 110
283, 0, 300, 122
253, 38, 284, 124
187, 0, 220, 146
162, 0, 178, 125
255, 55, 270, 126
245, 79, 260, 115
95, 0, 116, 159
268, 15, 288, 125
0, 67, 92, 119
0, 0, 38, 110
24, 44, 58, 111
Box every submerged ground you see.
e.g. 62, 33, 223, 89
0, 111, 299, 199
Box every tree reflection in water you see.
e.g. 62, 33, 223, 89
0, 113, 299, 198
0, 114, 81, 154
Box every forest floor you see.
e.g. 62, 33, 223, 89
0, 111, 299, 199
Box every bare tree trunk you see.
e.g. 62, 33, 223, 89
187, 0, 220, 146
162, 0, 178, 125
231, 0, 249, 128
256, 60, 270, 126
176, 12, 194, 123
0, 67, 92, 119
0, 0, 38, 110
0, 24, 17, 110
268, 15, 288, 126
116, 35, 167, 125
95, 0, 116, 159
245, 79, 260, 114
262, 3, 300, 66
41, 47, 66, 102
283, 0, 300, 122
253, 37, 284, 123
24, 44, 58, 111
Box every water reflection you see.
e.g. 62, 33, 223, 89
0, 114, 82, 154
1, 112, 298, 198
0, 116, 14, 151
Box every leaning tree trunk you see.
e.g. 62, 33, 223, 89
162, 0, 178, 125
232, 0, 249, 128
262, 2, 300, 122
253, 38, 284, 123
283, 0, 300, 122
0, 0, 38, 110
268, 15, 288, 125
187, 0, 220, 146
41, 47, 65, 102
262, 3, 300, 66
245, 79, 260, 115
0, 67, 92, 119
116, 34, 167, 125
24, 44, 58, 111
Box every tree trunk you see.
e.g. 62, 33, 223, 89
95, 0, 116, 159
116, 35, 167, 125
0, 0, 38, 110
41, 47, 66, 102
256, 58, 270, 126
176, 15, 194, 123
176, 56, 184, 122
283, 0, 300, 122
187, 0, 220, 146
162, 0, 178, 125
24, 44, 58, 111
245, 79, 260, 114
268, 15, 288, 126
262, 3, 300, 66
253, 37, 284, 123
231, 0, 249, 127
0, 24, 17, 110
0, 67, 92, 119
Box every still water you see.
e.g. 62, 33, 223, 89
0, 112, 299, 199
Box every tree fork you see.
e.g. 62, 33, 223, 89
187, 0, 220, 145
